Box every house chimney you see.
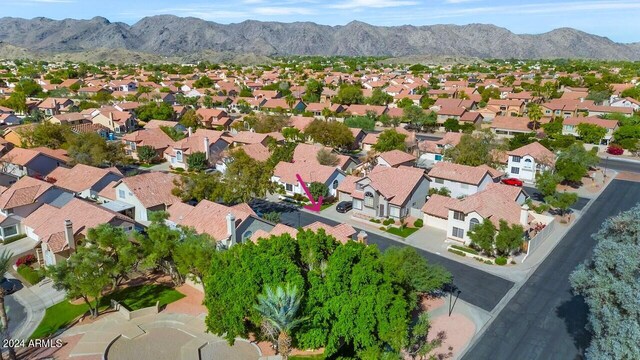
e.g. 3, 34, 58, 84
64, 219, 75, 251
579, 97, 584, 103
203, 137, 210, 160
226, 212, 236, 246
188, 127, 193, 137
357, 230, 368, 245
520, 204, 530, 226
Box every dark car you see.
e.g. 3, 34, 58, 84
0, 277, 22, 295
336, 201, 353, 213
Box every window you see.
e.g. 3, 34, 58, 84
353, 199, 363, 210
356, 183, 364, 190
524, 158, 532, 163
2, 225, 17, 238
332, 179, 339, 189
452, 227, 464, 238
469, 218, 480, 230
390, 206, 400, 217
364, 191, 374, 208
460, 183, 469, 189
176, 150, 183, 162
243, 231, 253, 241
118, 189, 126, 199
511, 167, 520, 174
453, 211, 465, 221
130, 142, 136, 150
286, 184, 293, 191
512, 156, 521, 163
434, 178, 444, 184
435, 154, 443, 161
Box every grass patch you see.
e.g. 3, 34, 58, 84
3, 233, 27, 244
385, 226, 419, 238
138, 163, 154, 168
450, 244, 479, 255
17, 265, 43, 285
290, 355, 325, 360
320, 202, 334, 211
31, 284, 185, 339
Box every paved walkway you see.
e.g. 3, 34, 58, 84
10, 277, 67, 340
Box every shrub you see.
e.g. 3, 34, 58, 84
414, 219, 424, 228
448, 249, 466, 257
383, 218, 395, 226
606, 145, 624, 155
484, 260, 493, 265
450, 244, 479, 255
369, 218, 381, 224
495, 257, 508, 266
173, 167, 185, 173
379, 226, 386, 230
16, 254, 36, 267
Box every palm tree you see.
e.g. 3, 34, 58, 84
0, 250, 16, 360
254, 284, 305, 359
528, 103, 543, 131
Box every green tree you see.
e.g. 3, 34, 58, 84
444, 131, 498, 167
507, 132, 536, 151
135, 102, 175, 121
570, 205, 640, 360
527, 103, 543, 130
254, 284, 306, 359
46, 243, 113, 318
402, 105, 428, 127
443, 118, 460, 133
186, 151, 208, 172
137, 145, 157, 164
17, 121, 71, 149
66, 132, 129, 167
404, 312, 445, 360
262, 211, 281, 224
179, 109, 200, 129
380, 247, 451, 297
193, 76, 214, 88
316, 148, 339, 166
542, 118, 563, 137
468, 219, 497, 256
373, 129, 406, 152
344, 116, 376, 131
396, 97, 414, 109
85, 224, 138, 288
173, 228, 217, 284
555, 143, 599, 183
0, 250, 17, 360
494, 220, 524, 256
303, 79, 323, 103
428, 187, 451, 197
334, 84, 364, 105
576, 123, 607, 144
304, 120, 355, 149
138, 212, 183, 285
223, 149, 272, 204
172, 171, 225, 202
366, 88, 393, 106
308, 182, 328, 201
545, 191, 578, 220
536, 170, 562, 197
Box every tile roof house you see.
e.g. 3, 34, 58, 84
292, 143, 358, 172
417, 132, 463, 168
104, 172, 181, 223
422, 183, 533, 244
490, 116, 549, 138
338, 165, 428, 220
1, 147, 70, 178
427, 162, 503, 198
166, 199, 273, 247
90, 110, 135, 133
506, 142, 556, 184
377, 150, 416, 168
271, 160, 346, 198
249, 221, 358, 244
0, 175, 74, 242
562, 117, 619, 145
122, 128, 175, 161
164, 129, 230, 170
46, 164, 123, 199
195, 108, 233, 130
48, 113, 89, 126
24, 198, 135, 266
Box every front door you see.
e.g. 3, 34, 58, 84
379, 204, 385, 217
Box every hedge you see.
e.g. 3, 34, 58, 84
495, 257, 508, 266
450, 244, 479, 255
413, 219, 424, 228
448, 249, 467, 257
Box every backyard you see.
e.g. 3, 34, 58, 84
30, 284, 185, 339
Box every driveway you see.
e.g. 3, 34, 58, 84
462, 179, 640, 360
523, 186, 590, 210
250, 199, 514, 313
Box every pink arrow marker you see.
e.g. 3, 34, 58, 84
296, 174, 323, 212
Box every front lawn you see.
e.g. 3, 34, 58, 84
385, 226, 419, 238
290, 355, 325, 360
30, 284, 185, 339
17, 265, 44, 285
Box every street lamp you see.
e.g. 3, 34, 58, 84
445, 284, 462, 317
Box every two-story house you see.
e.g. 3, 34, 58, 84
427, 162, 503, 198
1, 147, 70, 178
164, 129, 230, 170
506, 142, 556, 184
562, 117, 619, 145
46, 164, 123, 200
272, 161, 346, 198
417, 132, 463, 167
122, 128, 175, 161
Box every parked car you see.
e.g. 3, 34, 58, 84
501, 178, 524, 187
336, 201, 353, 213
0, 277, 22, 295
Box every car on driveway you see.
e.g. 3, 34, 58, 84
336, 201, 353, 213
501, 178, 524, 187
0, 277, 22, 295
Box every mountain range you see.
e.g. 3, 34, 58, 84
1, 15, 639, 61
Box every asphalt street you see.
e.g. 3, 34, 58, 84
462, 179, 640, 360
600, 157, 640, 173
250, 200, 514, 313
6, 293, 26, 337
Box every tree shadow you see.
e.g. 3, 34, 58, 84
556, 294, 591, 359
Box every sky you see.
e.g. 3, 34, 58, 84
4, 0, 640, 43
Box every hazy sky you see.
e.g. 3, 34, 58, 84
4, 0, 640, 43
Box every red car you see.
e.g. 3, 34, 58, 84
501, 178, 523, 187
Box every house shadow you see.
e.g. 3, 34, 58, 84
556, 294, 591, 360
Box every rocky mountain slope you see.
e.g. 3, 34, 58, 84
0, 16, 638, 60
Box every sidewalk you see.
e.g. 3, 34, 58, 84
0, 237, 38, 256
11, 277, 66, 340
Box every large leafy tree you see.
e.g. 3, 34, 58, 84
303, 79, 323, 103
570, 205, 640, 360
17, 122, 71, 149
308, 182, 328, 201
135, 102, 175, 121
334, 84, 364, 105
85, 224, 139, 288
545, 191, 578, 220
555, 143, 599, 183
536, 170, 562, 197
172, 171, 226, 202
576, 123, 607, 144
186, 151, 208, 172
66, 132, 129, 167
173, 228, 217, 284
366, 88, 393, 106
444, 131, 498, 167
304, 120, 354, 149
494, 220, 525, 256
138, 212, 183, 285
372, 129, 406, 152
223, 148, 272, 204
137, 145, 157, 164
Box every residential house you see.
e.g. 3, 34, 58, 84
422, 183, 531, 244
195, 108, 233, 130
24, 198, 135, 265
337, 165, 428, 220
1, 147, 70, 178
122, 128, 175, 160
377, 150, 416, 168
0, 113, 21, 126
48, 113, 89, 126
164, 129, 230, 170
261, 98, 306, 113
37, 98, 74, 116
46, 164, 123, 200
271, 161, 346, 198
486, 99, 525, 117
292, 143, 358, 172
490, 116, 548, 138
427, 162, 503, 198
0, 176, 74, 242
506, 142, 556, 184
417, 132, 463, 167
562, 117, 619, 144
91, 110, 135, 133
610, 97, 640, 111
